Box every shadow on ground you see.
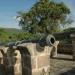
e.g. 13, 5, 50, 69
52, 57, 73, 61
59, 68, 75, 75
50, 54, 75, 75
52, 54, 73, 61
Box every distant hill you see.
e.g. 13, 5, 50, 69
0, 28, 23, 34
0, 27, 42, 45
0, 27, 25, 44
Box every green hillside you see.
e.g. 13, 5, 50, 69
0, 27, 42, 45
0, 28, 23, 33
0, 28, 23, 44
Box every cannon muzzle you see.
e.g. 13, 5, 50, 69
39, 35, 55, 47
46, 35, 55, 46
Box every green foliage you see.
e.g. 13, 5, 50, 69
0, 28, 43, 45
17, 0, 71, 34
12, 32, 42, 41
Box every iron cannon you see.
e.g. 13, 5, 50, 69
6, 34, 55, 48
17, 34, 56, 47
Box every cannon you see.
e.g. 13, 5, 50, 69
16, 34, 56, 47
6, 34, 55, 48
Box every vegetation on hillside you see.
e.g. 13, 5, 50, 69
0, 28, 43, 45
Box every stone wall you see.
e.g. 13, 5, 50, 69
17, 43, 51, 75
16, 41, 59, 75
70, 34, 75, 60
0, 41, 59, 75
58, 44, 73, 54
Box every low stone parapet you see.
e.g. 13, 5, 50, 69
16, 41, 59, 75
0, 40, 59, 75
70, 34, 75, 60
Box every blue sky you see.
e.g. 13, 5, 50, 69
0, 0, 75, 29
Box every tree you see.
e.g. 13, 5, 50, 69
17, 0, 71, 34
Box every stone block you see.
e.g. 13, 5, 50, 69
17, 43, 35, 56
34, 43, 52, 56
70, 34, 75, 60
37, 55, 50, 68
32, 71, 41, 75
31, 56, 36, 69
4, 42, 58, 75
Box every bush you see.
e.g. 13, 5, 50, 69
0, 31, 45, 45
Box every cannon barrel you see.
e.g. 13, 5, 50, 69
38, 34, 55, 47
15, 34, 56, 47
6, 34, 55, 48
46, 35, 55, 46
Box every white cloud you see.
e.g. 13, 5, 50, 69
71, 22, 75, 27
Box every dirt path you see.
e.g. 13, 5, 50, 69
50, 54, 75, 75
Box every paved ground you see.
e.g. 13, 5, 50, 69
50, 54, 75, 75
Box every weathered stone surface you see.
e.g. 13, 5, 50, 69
32, 67, 50, 75
18, 43, 53, 56
37, 55, 50, 68
70, 34, 75, 60
23, 55, 36, 69
51, 41, 59, 57
0, 41, 59, 75
14, 50, 22, 75
34, 43, 53, 56
17, 43, 35, 56
31, 56, 36, 69
32, 70, 41, 75
17, 42, 59, 75
22, 67, 32, 75
0, 51, 3, 64
17, 42, 59, 57
0, 51, 5, 75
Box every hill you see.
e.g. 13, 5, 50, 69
0, 27, 42, 45
0, 28, 24, 44
0, 28, 23, 34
